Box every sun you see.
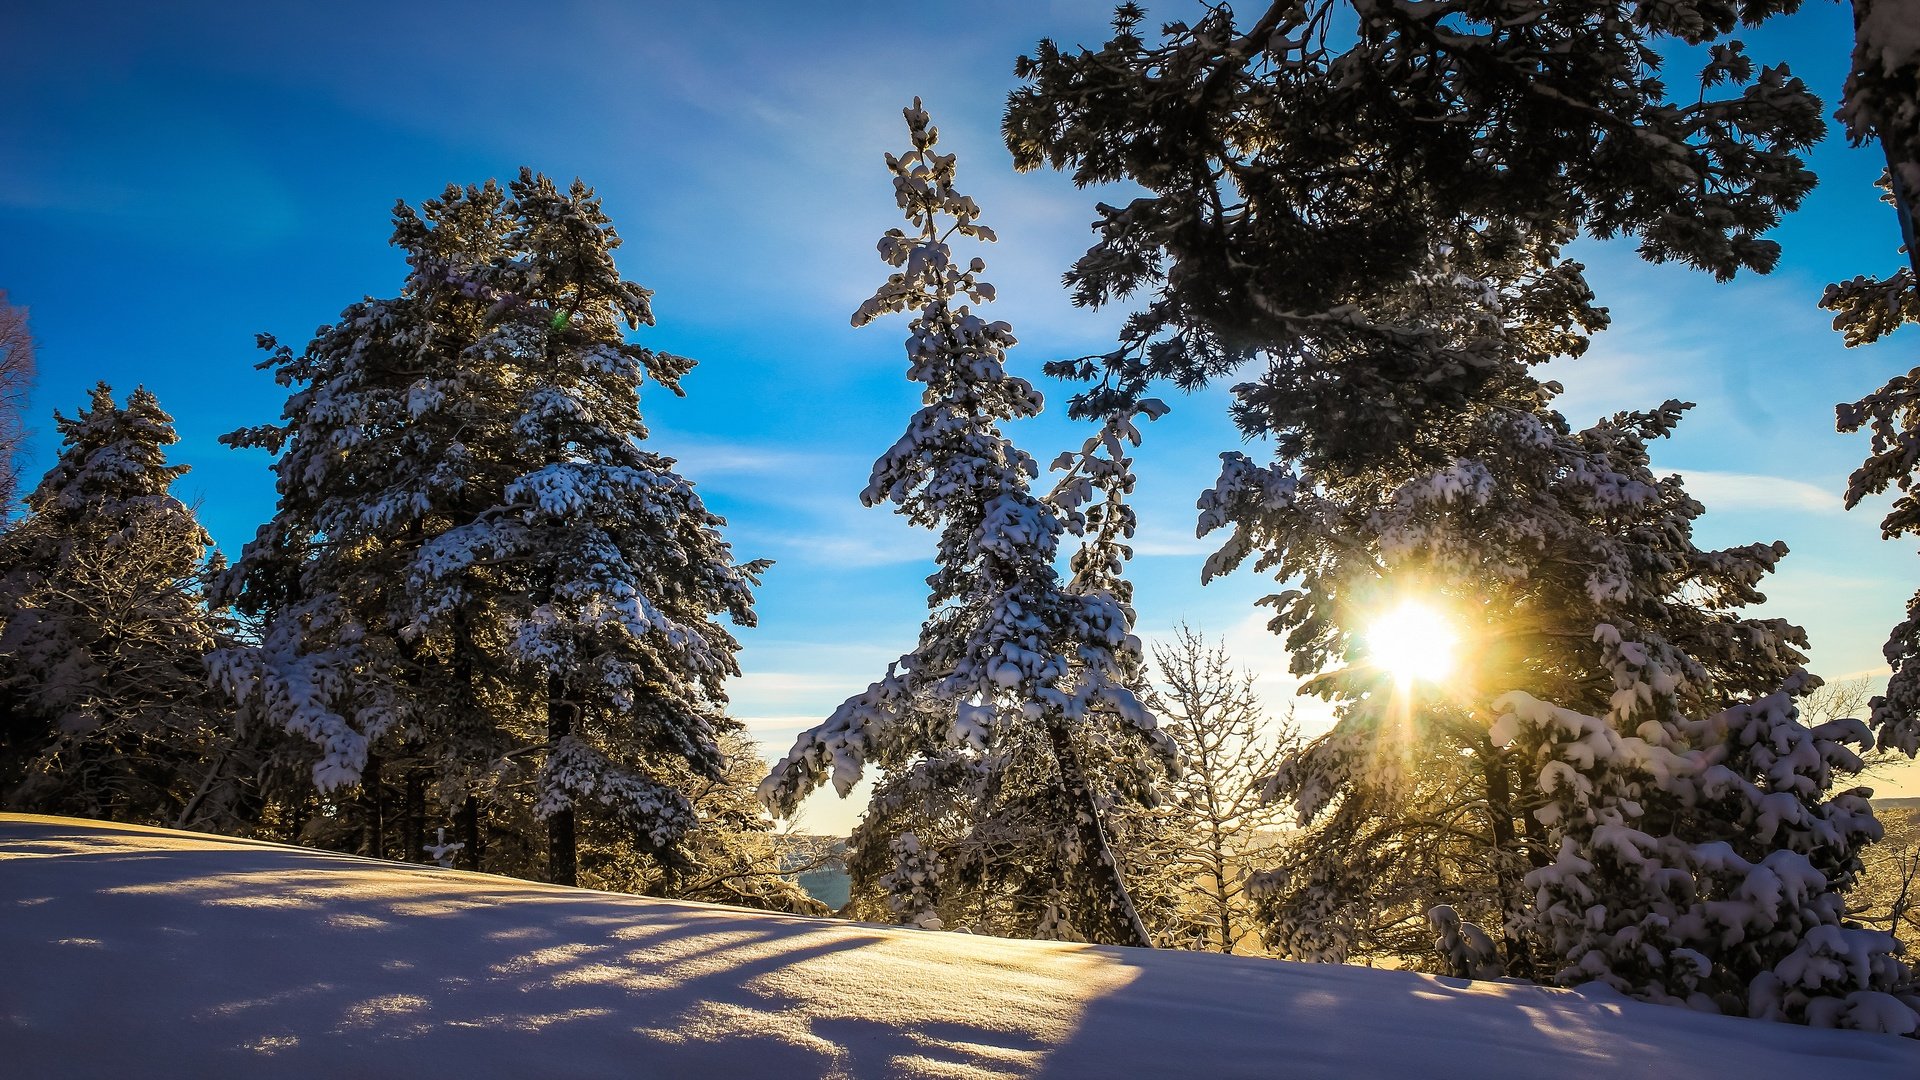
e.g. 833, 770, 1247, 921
1367, 600, 1458, 686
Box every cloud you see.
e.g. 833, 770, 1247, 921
733, 671, 869, 698
660, 436, 851, 479
1129, 523, 1218, 558
1676, 470, 1844, 514
732, 714, 827, 734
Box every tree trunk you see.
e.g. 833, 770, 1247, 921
1481, 747, 1534, 979
404, 770, 425, 863
1852, 0, 1920, 279
362, 750, 385, 860
1211, 832, 1234, 954
546, 674, 577, 887
288, 791, 308, 845
459, 794, 482, 872
1045, 721, 1152, 948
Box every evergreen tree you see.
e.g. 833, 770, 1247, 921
214, 172, 766, 886
998, 3, 1910, 1024
761, 102, 1176, 947
1494, 684, 1914, 1031
212, 180, 521, 861
1003, 1, 1823, 420
579, 728, 829, 915
0, 384, 224, 824
1197, 238, 1607, 975
1188, 224, 1915, 1027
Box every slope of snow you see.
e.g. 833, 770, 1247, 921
2, 815, 1916, 1079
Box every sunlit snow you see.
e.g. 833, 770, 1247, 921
4, 815, 1916, 1078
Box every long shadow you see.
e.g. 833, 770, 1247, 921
0, 817, 1061, 1078
1029, 943, 1920, 1080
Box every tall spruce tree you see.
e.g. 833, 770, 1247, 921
214, 172, 766, 886
212, 180, 520, 861
761, 102, 1176, 946
0, 385, 224, 824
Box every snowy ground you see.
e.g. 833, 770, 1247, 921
3, 816, 1917, 1079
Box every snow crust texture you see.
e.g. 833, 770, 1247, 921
4, 816, 1917, 1079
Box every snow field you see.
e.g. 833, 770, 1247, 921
4, 815, 1917, 1078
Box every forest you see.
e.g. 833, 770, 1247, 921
3, 0, 1920, 1048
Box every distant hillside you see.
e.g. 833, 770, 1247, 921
4, 815, 1917, 1078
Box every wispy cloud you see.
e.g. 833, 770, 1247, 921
659, 436, 852, 479
732, 714, 828, 734
1676, 469, 1844, 514
1129, 522, 1218, 558
733, 671, 869, 697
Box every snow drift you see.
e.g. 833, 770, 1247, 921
3, 815, 1916, 1079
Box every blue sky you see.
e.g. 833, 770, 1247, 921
4, 0, 1917, 828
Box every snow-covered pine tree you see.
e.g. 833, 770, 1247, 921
1463, 395, 1913, 1026
1000, 2, 1909, 1025
405, 170, 766, 887
760, 102, 1176, 947
1199, 231, 1909, 1029
0, 384, 224, 824
215, 173, 765, 886
1198, 235, 1607, 975
577, 728, 829, 916
1493, 679, 1916, 1032
212, 180, 524, 861
1004, 1, 1823, 420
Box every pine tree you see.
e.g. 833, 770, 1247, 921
407, 171, 767, 886
1184, 219, 1916, 1029
1494, 682, 1915, 1032
212, 180, 520, 860
761, 102, 1176, 947
998, 5, 1913, 1022
214, 172, 766, 886
0, 384, 224, 825
1004, 1, 1823, 420
1195, 238, 1603, 975
578, 729, 829, 915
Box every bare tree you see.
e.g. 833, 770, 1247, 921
1851, 803, 1920, 961
1138, 626, 1298, 953
1805, 677, 1875, 724
0, 292, 35, 512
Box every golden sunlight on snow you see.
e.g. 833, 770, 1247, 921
5, 816, 1916, 1079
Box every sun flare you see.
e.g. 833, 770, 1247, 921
1368, 600, 1458, 686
